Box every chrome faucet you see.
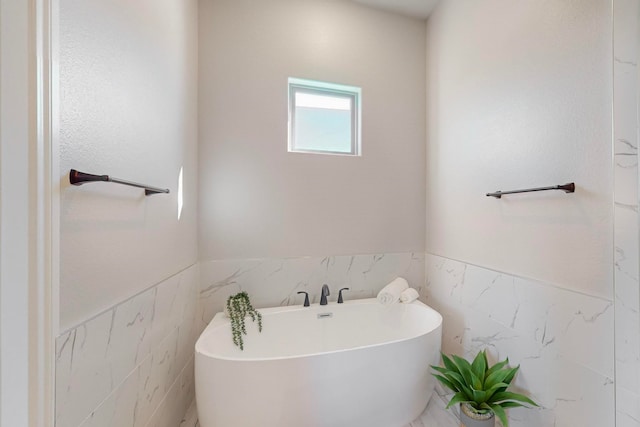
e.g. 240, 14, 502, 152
320, 284, 330, 305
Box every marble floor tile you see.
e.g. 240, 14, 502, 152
182, 394, 459, 427
405, 395, 459, 427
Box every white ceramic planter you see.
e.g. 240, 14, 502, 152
460, 403, 495, 427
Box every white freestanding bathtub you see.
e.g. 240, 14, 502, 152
195, 298, 442, 427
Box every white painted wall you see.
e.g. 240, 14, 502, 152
198, 0, 427, 261
425, 0, 613, 299
59, 0, 198, 331
0, 0, 30, 424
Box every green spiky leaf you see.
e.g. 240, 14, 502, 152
485, 366, 518, 389
452, 355, 483, 390
432, 374, 457, 392
490, 391, 539, 407
441, 353, 460, 374
502, 365, 519, 385
485, 357, 509, 377
488, 403, 508, 427
471, 350, 488, 384
431, 366, 467, 392
499, 401, 529, 409
484, 382, 510, 402
446, 392, 471, 409
471, 389, 488, 404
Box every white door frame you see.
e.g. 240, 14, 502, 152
1, 0, 57, 425
30, 0, 59, 426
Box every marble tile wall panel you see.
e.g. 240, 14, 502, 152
145, 358, 195, 427
197, 252, 425, 332
179, 401, 199, 427
55, 263, 199, 427
615, 207, 640, 392
77, 356, 195, 427
614, 0, 640, 425
618, 387, 640, 427
425, 253, 615, 427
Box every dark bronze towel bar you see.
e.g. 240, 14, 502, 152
487, 183, 575, 199
69, 169, 170, 196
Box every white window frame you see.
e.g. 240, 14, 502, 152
288, 78, 361, 156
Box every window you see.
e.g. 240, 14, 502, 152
288, 78, 361, 156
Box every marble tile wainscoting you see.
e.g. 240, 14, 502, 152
425, 253, 615, 427
55, 264, 200, 427
613, 0, 640, 425
196, 252, 426, 332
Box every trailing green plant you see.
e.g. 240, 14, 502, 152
226, 292, 262, 350
431, 350, 538, 427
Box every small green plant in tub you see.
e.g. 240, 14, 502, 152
226, 292, 262, 350
431, 350, 538, 427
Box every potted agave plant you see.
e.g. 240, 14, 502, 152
226, 292, 262, 350
431, 350, 538, 427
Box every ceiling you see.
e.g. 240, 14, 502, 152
351, 0, 440, 19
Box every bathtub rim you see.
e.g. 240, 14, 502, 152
196, 297, 443, 362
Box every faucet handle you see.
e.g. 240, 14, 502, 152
297, 291, 310, 307
337, 288, 350, 304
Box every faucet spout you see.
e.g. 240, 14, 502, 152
320, 284, 330, 305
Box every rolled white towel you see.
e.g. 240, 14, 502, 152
377, 277, 409, 306
400, 288, 419, 304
